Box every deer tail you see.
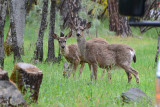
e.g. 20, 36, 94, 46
133, 54, 136, 63
129, 48, 136, 63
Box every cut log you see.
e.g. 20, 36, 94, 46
0, 68, 9, 81
0, 81, 27, 106
10, 62, 43, 103
121, 87, 151, 104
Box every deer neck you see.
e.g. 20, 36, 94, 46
61, 46, 69, 57
77, 36, 87, 59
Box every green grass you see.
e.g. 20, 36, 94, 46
3, 19, 158, 106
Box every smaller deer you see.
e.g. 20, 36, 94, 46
53, 31, 83, 78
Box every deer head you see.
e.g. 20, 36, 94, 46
53, 31, 72, 50
69, 22, 91, 39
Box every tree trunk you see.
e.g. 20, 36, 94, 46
12, 0, 26, 54
46, 0, 57, 63
33, 0, 48, 62
9, 0, 22, 63
108, 0, 132, 36
4, 24, 13, 56
68, 0, 81, 26
57, 46, 61, 64
59, 0, 69, 29
25, 0, 37, 14
59, 0, 83, 29
0, 0, 7, 69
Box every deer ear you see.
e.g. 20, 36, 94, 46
53, 34, 59, 40
65, 31, 72, 39
68, 22, 75, 30
85, 22, 91, 29
60, 32, 64, 37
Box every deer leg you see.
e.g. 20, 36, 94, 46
122, 65, 140, 84
72, 62, 79, 78
88, 63, 91, 70
106, 69, 111, 83
68, 64, 73, 78
130, 67, 140, 84
101, 69, 105, 79
63, 62, 69, 78
92, 63, 98, 80
90, 65, 94, 81
125, 71, 132, 83
79, 62, 85, 78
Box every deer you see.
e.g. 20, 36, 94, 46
53, 31, 109, 79
53, 31, 82, 78
69, 22, 140, 84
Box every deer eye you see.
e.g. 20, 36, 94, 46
64, 41, 66, 43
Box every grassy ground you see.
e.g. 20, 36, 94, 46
3, 19, 158, 106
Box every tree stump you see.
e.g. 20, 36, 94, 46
0, 68, 9, 81
0, 81, 27, 106
10, 62, 43, 103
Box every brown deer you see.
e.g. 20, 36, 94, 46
53, 31, 109, 79
53, 31, 82, 78
69, 22, 140, 84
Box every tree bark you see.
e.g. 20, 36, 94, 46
9, 0, 22, 63
12, 0, 26, 54
0, 0, 7, 69
59, 0, 83, 29
57, 46, 61, 64
33, 0, 48, 62
68, 0, 82, 26
59, 0, 69, 29
4, 24, 14, 56
25, 0, 37, 14
46, 0, 57, 63
108, 0, 132, 36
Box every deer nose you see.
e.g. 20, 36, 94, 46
61, 46, 65, 49
77, 33, 80, 37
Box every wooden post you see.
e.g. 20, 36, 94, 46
10, 63, 43, 103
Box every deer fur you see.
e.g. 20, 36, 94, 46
53, 32, 109, 78
53, 32, 81, 78
69, 22, 140, 84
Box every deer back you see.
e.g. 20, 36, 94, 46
87, 38, 109, 45
84, 42, 134, 69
